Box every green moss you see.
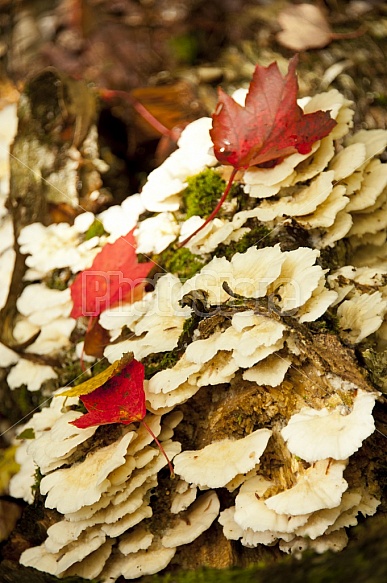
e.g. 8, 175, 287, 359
84, 218, 106, 241
182, 168, 239, 219
57, 359, 85, 387
143, 350, 181, 379
143, 316, 198, 379
306, 310, 340, 335
215, 222, 271, 261
181, 314, 198, 337
31, 467, 43, 495
0, 384, 46, 425
89, 358, 110, 377
374, 93, 387, 107
57, 356, 110, 389
156, 246, 206, 281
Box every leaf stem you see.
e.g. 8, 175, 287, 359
179, 167, 239, 248
100, 88, 172, 138
141, 420, 175, 477
331, 25, 366, 41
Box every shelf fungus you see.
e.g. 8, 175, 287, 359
173, 429, 272, 489
2, 60, 386, 580
219, 461, 379, 555
281, 389, 378, 462
17, 404, 189, 580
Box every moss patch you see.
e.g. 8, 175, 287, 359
0, 383, 46, 427
155, 246, 206, 281
182, 169, 226, 219
143, 350, 181, 380
57, 359, 85, 388
57, 356, 110, 389
306, 310, 340, 335
182, 168, 240, 219
320, 239, 350, 271
215, 221, 271, 261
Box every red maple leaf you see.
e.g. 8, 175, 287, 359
180, 56, 336, 247
210, 55, 336, 169
71, 359, 146, 428
70, 359, 174, 474
70, 228, 154, 319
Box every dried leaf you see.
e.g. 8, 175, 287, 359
276, 4, 333, 51
83, 318, 111, 358
59, 353, 133, 398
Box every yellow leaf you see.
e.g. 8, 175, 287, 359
58, 353, 133, 398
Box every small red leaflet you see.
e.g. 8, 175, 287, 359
180, 55, 336, 247
70, 228, 154, 319
71, 359, 174, 475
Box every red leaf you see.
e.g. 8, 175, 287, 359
71, 359, 146, 428
210, 55, 336, 170
70, 228, 153, 319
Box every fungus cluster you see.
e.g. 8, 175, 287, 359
2, 61, 386, 580
18, 213, 101, 278
138, 244, 335, 412
13, 398, 218, 580
328, 265, 387, 345
216, 388, 380, 556
136, 88, 387, 256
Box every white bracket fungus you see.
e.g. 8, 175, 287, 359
64, 539, 115, 580
100, 543, 176, 580
40, 431, 135, 514
242, 353, 291, 387
336, 292, 387, 344
7, 359, 58, 391
180, 244, 286, 304
118, 526, 153, 555
173, 428, 272, 489
264, 459, 348, 515
234, 475, 311, 534
27, 410, 97, 474
170, 480, 198, 514
281, 389, 377, 462
279, 529, 349, 556
161, 491, 220, 548
104, 273, 191, 363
